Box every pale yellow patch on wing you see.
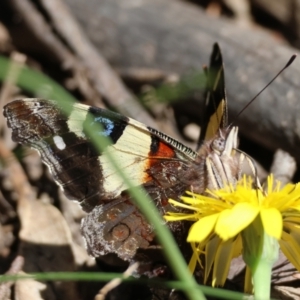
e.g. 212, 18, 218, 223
67, 104, 89, 138
204, 99, 225, 141
99, 124, 152, 195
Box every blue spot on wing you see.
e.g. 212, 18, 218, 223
93, 116, 114, 136
84, 107, 127, 144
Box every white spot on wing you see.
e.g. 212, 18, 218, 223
53, 135, 66, 150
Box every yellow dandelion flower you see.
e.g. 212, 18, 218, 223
165, 175, 300, 299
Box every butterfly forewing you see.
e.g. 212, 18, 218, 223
3, 99, 195, 208
198, 43, 228, 145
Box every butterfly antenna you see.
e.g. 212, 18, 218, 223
230, 54, 297, 126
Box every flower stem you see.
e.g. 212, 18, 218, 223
253, 231, 279, 299
242, 216, 279, 299
252, 259, 272, 299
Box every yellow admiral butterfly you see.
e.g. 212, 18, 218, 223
3, 43, 242, 262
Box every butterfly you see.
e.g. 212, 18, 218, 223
3, 43, 244, 264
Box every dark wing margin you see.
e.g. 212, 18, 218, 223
3, 99, 118, 211
197, 43, 228, 149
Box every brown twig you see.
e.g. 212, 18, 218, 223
38, 0, 157, 126
95, 263, 139, 300
5, 0, 103, 106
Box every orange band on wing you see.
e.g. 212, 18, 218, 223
149, 138, 176, 158
142, 139, 177, 183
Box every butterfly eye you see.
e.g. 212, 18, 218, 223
211, 138, 225, 154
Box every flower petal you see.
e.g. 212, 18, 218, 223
213, 237, 242, 287
260, 208, 282, 239
188, 243, 202, 274
164, 213, 197, 221
280, 231, 300, 271
244, 266, 253, 294
283, 221, 300, 247
204, 235, 221, 284
215, 203, 259, 240
187, 214, 219, 242
168, 199, 199, 211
